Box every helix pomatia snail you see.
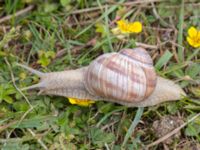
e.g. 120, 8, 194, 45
18, 47, 186, 107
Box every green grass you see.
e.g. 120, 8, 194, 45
0, 0, 200, 149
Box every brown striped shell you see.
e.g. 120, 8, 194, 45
84, 47, 157, 102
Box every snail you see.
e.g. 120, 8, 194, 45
18, 47, 186, 107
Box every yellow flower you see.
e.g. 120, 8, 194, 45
116, 20, 142, 34
68, 98, 95, 107
186, 26, 200, 48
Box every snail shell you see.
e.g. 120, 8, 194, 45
84, 48, 157, 102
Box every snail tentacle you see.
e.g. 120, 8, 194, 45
16, 63, 45, 77
21, 82, 45, 91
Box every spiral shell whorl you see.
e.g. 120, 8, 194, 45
84, 47, 157, 102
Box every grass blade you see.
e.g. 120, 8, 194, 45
104, 5, 114, 52
75, 0, 125, 38
96, 107, 125, 128
155, 50, 173, 70
177, 0, 184, 62
187, 48, 200, 61
122, 107, 144, 147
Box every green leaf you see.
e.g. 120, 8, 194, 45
2, 142, 29, 150
46, 51, 55, 58
4, 87, 16, 95
13, 101, 29, 111
37, 56, 50, 67
11, 116, 56, 129
186, 63, 200, 78
185, 114, 200, 137
44, 3, 58, 13
158, 3, 175, 18
190, 87, 200, 98
60, 0, 70, 7
167, 102, 178, 114
37, 50, 55, 67
95, 23, 107, 37
90, 127, 115, 147
0, 27, 17, 50
155, 50, 173, 70
99, 103, 115, 114
4, 96, 14, 104
0, 51, 7, 56
185, 124, 200, 136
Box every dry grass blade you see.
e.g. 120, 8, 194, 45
4, 58, 33, 108
70, 0, 166, 14
146, 113, 200, 148
0, 5, 34, 23
27, 129, 48, 150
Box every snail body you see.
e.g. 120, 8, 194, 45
18, 47, 186, 107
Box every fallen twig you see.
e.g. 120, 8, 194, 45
146, 113, 200, 148
144, 26, 174, 32
70, 0, 166, 14
0, 121, 17, 133
54, 37, 97, 60
151, 2, 170, 27
28, 129, 48, 150
135, 42, 158, 50
4, 57, 33, 108
2, 106, 34, 148
0, 5, 34, 24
